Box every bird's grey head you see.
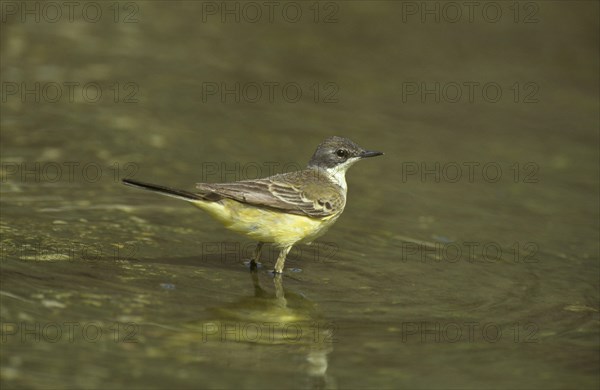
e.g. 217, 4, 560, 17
307, 136, 383, 171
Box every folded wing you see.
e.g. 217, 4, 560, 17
195, 170, 344, 218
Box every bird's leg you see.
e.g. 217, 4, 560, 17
272, 273, 287, 307
249, 242, 264, 271
273, 246, 292, 274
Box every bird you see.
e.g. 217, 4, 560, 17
122, 136, 383, 273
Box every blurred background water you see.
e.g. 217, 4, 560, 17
1, 1, 598, 389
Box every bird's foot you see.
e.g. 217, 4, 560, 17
244, 259, 261, 272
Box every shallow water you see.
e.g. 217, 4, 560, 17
1, 2, 599, 389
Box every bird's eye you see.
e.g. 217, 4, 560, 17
336, 149, 348, 158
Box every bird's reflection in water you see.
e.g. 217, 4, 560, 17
202, 271, 336, 389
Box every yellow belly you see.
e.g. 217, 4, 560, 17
191, 199, 340, 247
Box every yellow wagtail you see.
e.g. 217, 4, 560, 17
122, 136, 383, 273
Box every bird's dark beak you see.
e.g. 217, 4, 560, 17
360, 150, 384, 158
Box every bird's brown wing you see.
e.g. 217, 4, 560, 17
195, 170, 344, 218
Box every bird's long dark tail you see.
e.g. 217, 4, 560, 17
122, 179, 203, 202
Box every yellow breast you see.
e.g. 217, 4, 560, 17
191, 199, 340, 247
